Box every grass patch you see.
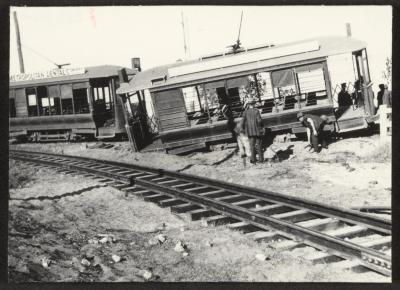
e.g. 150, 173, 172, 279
9, 160, 38, 189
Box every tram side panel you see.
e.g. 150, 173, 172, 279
9, 79, 126, 141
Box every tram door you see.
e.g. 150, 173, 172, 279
126, 92, 151, 149
353, 49, 375, 116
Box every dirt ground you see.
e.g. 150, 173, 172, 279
8, 133, 391, 282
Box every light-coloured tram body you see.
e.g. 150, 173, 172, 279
121, 36, 376, 153
9, 65, 137, 141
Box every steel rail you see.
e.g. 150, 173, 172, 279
10, 149, 391, 232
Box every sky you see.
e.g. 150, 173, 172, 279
9, 6, 392, 87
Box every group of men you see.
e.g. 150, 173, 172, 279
338, 82, 392, 109
230, 82, 391, 164
232, 97, 329, 164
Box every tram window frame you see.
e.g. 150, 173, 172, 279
60, 84, 74, 115
93, 83, 113, 112
294, 63, 328, 106
37, 86, 50, 116
47, 85, 62, 115
26, 87, 39, 117
73, 88, 90, 114
181, 86, 202, 114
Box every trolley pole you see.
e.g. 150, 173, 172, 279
13, 11, 25, 74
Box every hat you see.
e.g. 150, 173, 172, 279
116, 82, 133, 95
296, 112, 304, 119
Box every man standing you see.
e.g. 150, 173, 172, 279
338, 83, 353, 107
234, 118, 251, 159
297, 112, 328, 153
241, 97, 264, 163
377, 84, 385, 109
382, 84, 392, 108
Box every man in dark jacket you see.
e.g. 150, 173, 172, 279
377, 84, 385, 109
242, 97, 264, 163
338, 83, 353, 107
297, 112, 328, 153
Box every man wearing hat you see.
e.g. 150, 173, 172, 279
296, 112, 328, 153
338, 83, 353, 107
241, 97, 264, 163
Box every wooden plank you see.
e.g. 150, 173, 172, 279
228, 221, 260, 234
205, 215, 239, 226
143, 193, 170, 202
168, 142, 206, 155
158, 198, 186, 208
188, 209, 219, 221
323, 225, 367, 239
232, 199, 263, 208
170, 203, 202, 213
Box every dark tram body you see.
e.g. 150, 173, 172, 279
9, 65, 136, 141
121, 36, 376, 153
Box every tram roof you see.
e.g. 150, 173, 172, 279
9, 65, 137, 88
126, 36, 366, 92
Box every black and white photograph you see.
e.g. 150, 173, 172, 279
8, 5, 392, 283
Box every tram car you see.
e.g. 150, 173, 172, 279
119, 36, 377, 154
9, 63, 139, 141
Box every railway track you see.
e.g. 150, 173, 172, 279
10, 149, 392, 277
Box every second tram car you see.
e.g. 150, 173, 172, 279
9, 65, 137, 141
119, 36, 376, 154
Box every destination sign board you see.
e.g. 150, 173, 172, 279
10, 67, 86, 82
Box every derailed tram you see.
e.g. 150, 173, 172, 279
107, 37, 377, 153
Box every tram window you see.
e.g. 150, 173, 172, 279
48, 85, 61, 115
73, 88, 90, 114
10, 98, 16, 118
203, 81, 223, 110
353, 49, 370, 84
93, 85, 113, 111
361, 50, 370, 83
127, 93, 143, 120
226, 76, 249, 108
98, 87, 104, 99
295, 64, 327, 107
271, 69, 297, 98
182, 86, 201, 113
26, 88, 38, 117
62, 99, 73, 115
255, 72, 274, 100
37, 86, 50, 116
60, 84, 74, 115
296, 66, 326, 94
103, 86, 113, 110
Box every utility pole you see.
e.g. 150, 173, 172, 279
13, 10, 25, 74
181, 11, 188, 60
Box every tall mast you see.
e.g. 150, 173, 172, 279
13, 10, 25, 74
